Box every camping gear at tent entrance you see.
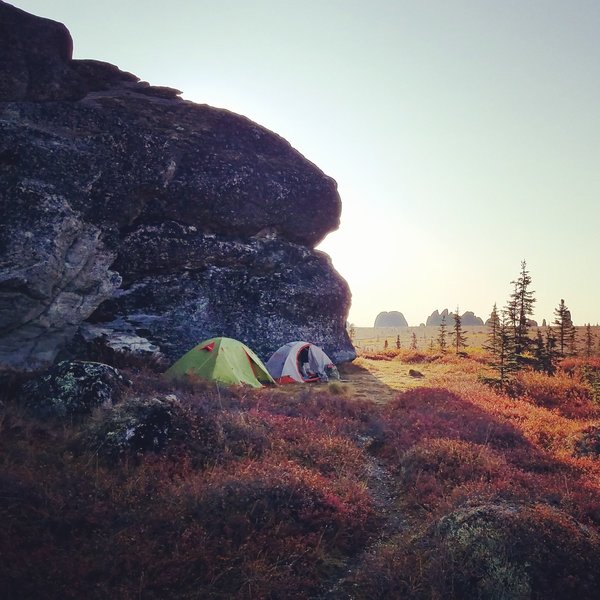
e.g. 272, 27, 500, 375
165, 337, 275, 388
266, 341, 339, 384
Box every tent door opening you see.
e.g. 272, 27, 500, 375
297, 345, 318, 381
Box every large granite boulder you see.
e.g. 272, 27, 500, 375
0, 2, 355, 369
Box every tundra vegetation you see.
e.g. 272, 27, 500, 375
2, 256, 600, 600
1, 323, 600, 599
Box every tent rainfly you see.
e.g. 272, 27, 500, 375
265, 341, 338, 384
165, 337, 275, 388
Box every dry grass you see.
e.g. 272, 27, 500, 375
352, 325, 490, 353
341, 348, 494, 403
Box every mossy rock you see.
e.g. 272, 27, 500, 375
82, 395, 183, 458
430, 502, 600, 600
21, 360, 130, 419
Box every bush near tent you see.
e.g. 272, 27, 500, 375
165, 337, 275, 388
266, 341, 339, 384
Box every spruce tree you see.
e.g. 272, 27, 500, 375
450, 306, 468, 354
533, 328, 547, 372
533, 329, 546, 372
437, 315, 448, 353
553, 299, 574, 357
505, 281, 519, 349
534, 328, 557, 375
410, 332, 418, 350
507, 260, 536, 358
544, 328, 559, 375
484, 303, 501, 356
492, 319, 519, 390
584, 324, 595, 360
568, 326, 578, 357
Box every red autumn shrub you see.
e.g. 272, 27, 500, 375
574, 425, 600, 457
170, 458, 376, 597
6, 350, 600, 599
398, 438, 512, 510
244, 387, 387, 447
558, 356, 600, 377
214, 409, 272, 460
400, 350, 441, 364
378, 387, 528, 463
0, 434, 375, 599
261, 412, 369, 477
0, 376, 381, 600
510, 370, 597, 418
359, 349, 401, 361
191, 459, 374, 543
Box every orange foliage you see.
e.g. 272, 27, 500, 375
511, 370, 597, 418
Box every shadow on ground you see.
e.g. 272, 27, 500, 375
338, 361, 400, 404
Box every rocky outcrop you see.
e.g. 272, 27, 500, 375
428, 502, 600, 599
0, 2, 354, 369
20, 360, 130, 418
81, 395, 182, 458
460, 311, 484, 326
484, 316, 538, 327
426, 309, 484, 327
426, 309, 451, 327
374, 311, 408, 327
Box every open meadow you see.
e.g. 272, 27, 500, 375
2, 331, 600, 599
352, 325, 490, 352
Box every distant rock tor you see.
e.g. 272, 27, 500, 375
484, 316, 538, 328
426, 309, 484, 327
374, 311, 409, 327
461, 311, 485, 326
0, 1, 355, 370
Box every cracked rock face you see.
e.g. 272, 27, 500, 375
0, 2, 355, 369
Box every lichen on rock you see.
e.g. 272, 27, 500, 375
429, 502, 600, 599
20, 360, 130, 418
81, 394, 183, 458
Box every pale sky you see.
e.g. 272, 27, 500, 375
9, 0, 600, 326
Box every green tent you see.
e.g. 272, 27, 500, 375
165, 337, 276, 388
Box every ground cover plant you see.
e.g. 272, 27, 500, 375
2, 335, 600, 599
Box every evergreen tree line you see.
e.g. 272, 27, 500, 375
484, 260, 598, 388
